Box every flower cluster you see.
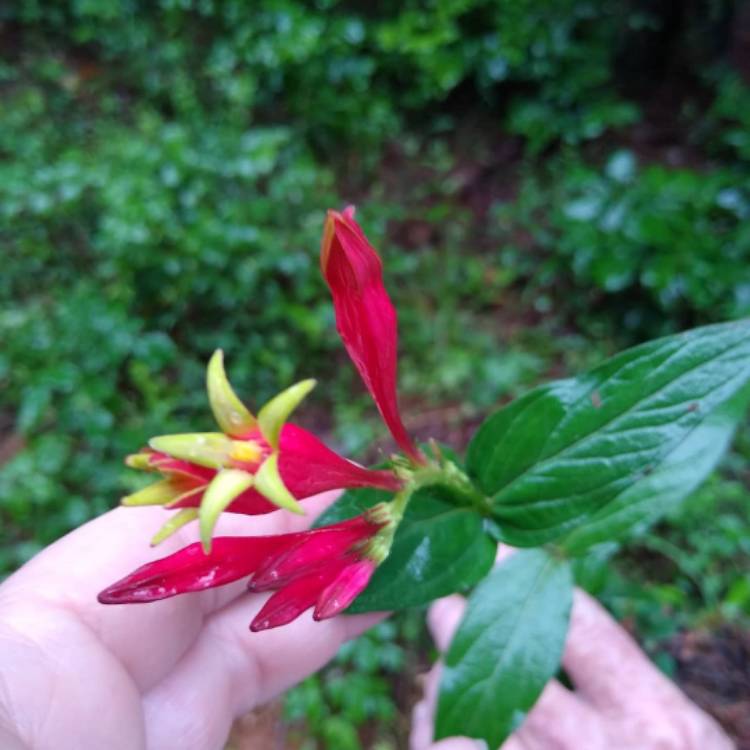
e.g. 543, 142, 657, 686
122, 349, 400, 550
99, 207, 422, 628
99, 506, 395, 630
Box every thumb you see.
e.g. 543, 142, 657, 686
427, 594, 467, 653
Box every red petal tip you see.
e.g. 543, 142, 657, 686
319, 208, 422, 462
313, 559, 376, 620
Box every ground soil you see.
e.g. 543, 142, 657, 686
668, 626, 750, 750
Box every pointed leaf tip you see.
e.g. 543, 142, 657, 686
254, 453, 305, 515
207, 350, 257, 437
199, 469, 254, 553
257, 379, 316, 449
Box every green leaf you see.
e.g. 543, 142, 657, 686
18, 385, 52, 433
435, 549, 573, 748
467, 319, 750, 547
563, 379, 750, 553
315, 487, 495, 612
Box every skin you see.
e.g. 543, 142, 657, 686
411, 590, 735, 750
0, 493, 734, 750
0, 491, 382, 750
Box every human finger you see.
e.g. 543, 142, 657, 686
409, 595, 466, 748
410, 660, 442, 749
0, 492, 342, 691
562, 588, 673, 709
564, 593, 735, 748
0, 612, 147, 750
3, 491, 338, 615
142, 594, 384, 749
427, 594, 467, 653
410, 660, 522, 750
514, 679, 601, 749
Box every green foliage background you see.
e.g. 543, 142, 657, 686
2, 2, 750, 746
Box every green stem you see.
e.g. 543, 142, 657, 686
365, 463, 491, 565
389, 487, 412, 521
407, 460, 492, 515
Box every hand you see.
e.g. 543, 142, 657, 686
412, 588, 734, 750
0, 492, 382, 750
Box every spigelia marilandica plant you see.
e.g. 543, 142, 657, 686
100, 207, 750, 749
99, 206, 450, 626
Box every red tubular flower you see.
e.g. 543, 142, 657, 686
278, 423, 400, 498
98, 511, 386, 630
122, 349, 401, 549
249, 556, 377, 631
97, 536, 285, 603
314, 558, 376, 620
247, 514, 378, 590
137, 424, 400, 516
321, 206, 424, 464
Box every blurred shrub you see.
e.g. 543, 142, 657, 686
0, 0, 747, 574
500, 148, 750, 335
284, 616, 424, 750
6, 0, 715, 155
2, 8, 750, 747
0, 81, 509, 570
0, 69, 339, 567
704, 68, 750, 163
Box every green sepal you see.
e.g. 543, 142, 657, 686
254, 453, 305, 515
257, 379, 316, 449
163, 485, 205, 509
149, 432, 234, 469
206, 349, 257, 438
199, 468, 255, 553
121, 479, 181, 507
151, 508, 200, 546
125, 452, 155, 471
